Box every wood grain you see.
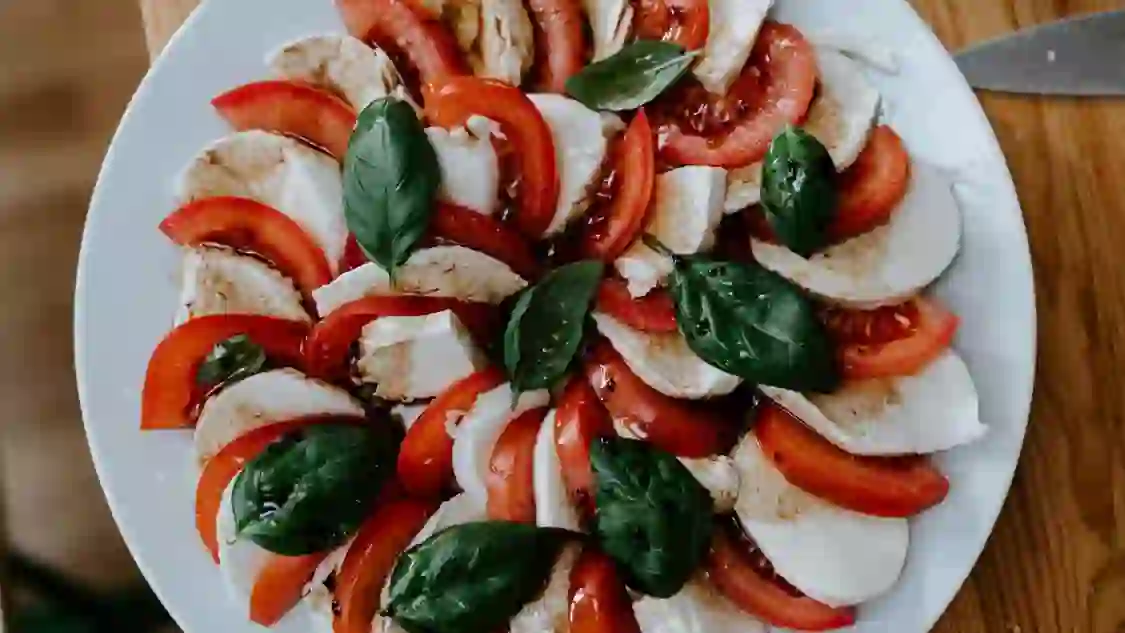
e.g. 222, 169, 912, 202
140, 1, 1125, 632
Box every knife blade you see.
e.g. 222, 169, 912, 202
954, 10, 1125, 96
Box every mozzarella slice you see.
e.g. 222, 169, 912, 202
452, 383, 551, 501
176, 247, 309, 323
633, 577, 767, 633
679, 456, 740, 513
752, 162, 962, 308
313, 245, 528, 315
356, 310, 489, 401
426, 116, 501, 215
510, 544, 580, 633
194, 368, 364, 463
267, 34, 414, 111
692, 0, 772, 95
177, 131, 347, 273
594, 312, 741, 399
583, 0, 633, 61
533, 410, 582, 531
732, 434, 908, 607
393, 403, 430, 430
215, 480, 271, 615
303, 538, 355, 633
528, 94, 617, 235
615, 166, 727, 297
761, 350, 984, 456
477, 0, 536, 85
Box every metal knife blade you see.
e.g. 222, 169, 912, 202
954, 10, 1125, 96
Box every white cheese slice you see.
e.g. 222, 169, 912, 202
510, 544, 580, 633
692, 0, 773, 95
215, 480, 271, 616
615, 166, 727, 297
477, 0, 536, 85
356, 310, 489, 401
176, 247, 309, 324
633, 577, 767, 633
583, 0, 633, 61
533, 410, 582, 531
392, 403, 430, 430
426, 116, 501, 215
267, 33, 414, 111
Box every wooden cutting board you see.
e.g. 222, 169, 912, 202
138, 1, 1125, 631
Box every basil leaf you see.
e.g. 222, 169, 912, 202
665, 254, 839, 392
591, 437, 712, 598
385, 522, 572, 633
760, 126, 838, 257
195, 334, 266, 388
565, 40, 698, 111
344, 97, 441, 278
503, 261, 604, 394
231, 424, 397, 555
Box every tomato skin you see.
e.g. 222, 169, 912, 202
212, 80, 357, 159
340, 234, 369, 274
430, 202, 542, 279
251, 551, 331, 627
595, 278, 677, 333
568, 548, 641, 633
830, 126, 911, 242
525, 0, 587, 92
554, 377, 614, 514
583, 341, 737, 458
578, 110, 656, 262
160, 196, 333, 296
825, 297, 959, 380
633, 0, 709, 51
334, 496, 439, 633
708, 528, 856, 631
425, 77, 560, 239
486, 407, 549, 522
141, 316, 309, 430
754, 402, 950, 517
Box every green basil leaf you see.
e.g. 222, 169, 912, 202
666, 254, 839, 392
344, 97, 441, 278
503, 261, 604, 394
231, 424, 397, 555
760, 126, 838, 257
591, 437, 712, 598
565, 40, 698, 111
385, 522, 572, 633
195, 334, 266, 389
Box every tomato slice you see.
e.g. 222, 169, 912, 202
305, 295, 498, 381
583, 341, 737, 458
425, 77, 560, 239
831, 126, 911, 241
577, 110, 656, 261
821, 297, 959, 380
554, 376, 614, 515
398, 368, 507, 497
595, 278, 677, 333
525, 0, 586, 92
340, 234, 369, 274
429, 202, 542, 279
708, 527, 856, 631
633, 0, 709, 51
142, 315, 309, 430
250, 551, 331, 627
654, 22, 817, 167
754, 402, 950, 517
486, 407, 549, 522
160, 196, 333, 296
568, 547, 641, 633
334, 496, 439, 633
335, 0, 467, 91
212, 80, 357, 159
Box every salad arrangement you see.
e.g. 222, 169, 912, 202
139, 0, 984, 631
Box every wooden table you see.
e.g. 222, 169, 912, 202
139, 1, 1125, 631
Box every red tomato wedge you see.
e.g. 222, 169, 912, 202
141, 315, 309, 430
398, 368, 507, 497
577, 110, 656, 262
655, 22, 817, 167
754, 402, 950, 517
820, 297, 959, 380
340, 234, 369, 274
336, 0, 468, 90
425, 77, 560, 239
595, 278, 677, 333
584, 341, 736, 458
525, 0, 587, 92
334, 497, 439, 633
831, 126, 912, 242
160, 196, 333, 296
306, 295, 498, 381
554, 377, 614, 514
251, 551, 331, 627
569, 548, 641, 633
212, 80, 357, 159
486, 407, 549, 522
708, 528, 856, 631
430, 202, 542, 279
633, 0, 710, 51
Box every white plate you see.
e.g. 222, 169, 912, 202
74, 1, 1036, 632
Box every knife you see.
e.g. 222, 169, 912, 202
954, 9, 1125, 96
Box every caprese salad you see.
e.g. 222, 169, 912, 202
140, 0, 983, 631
